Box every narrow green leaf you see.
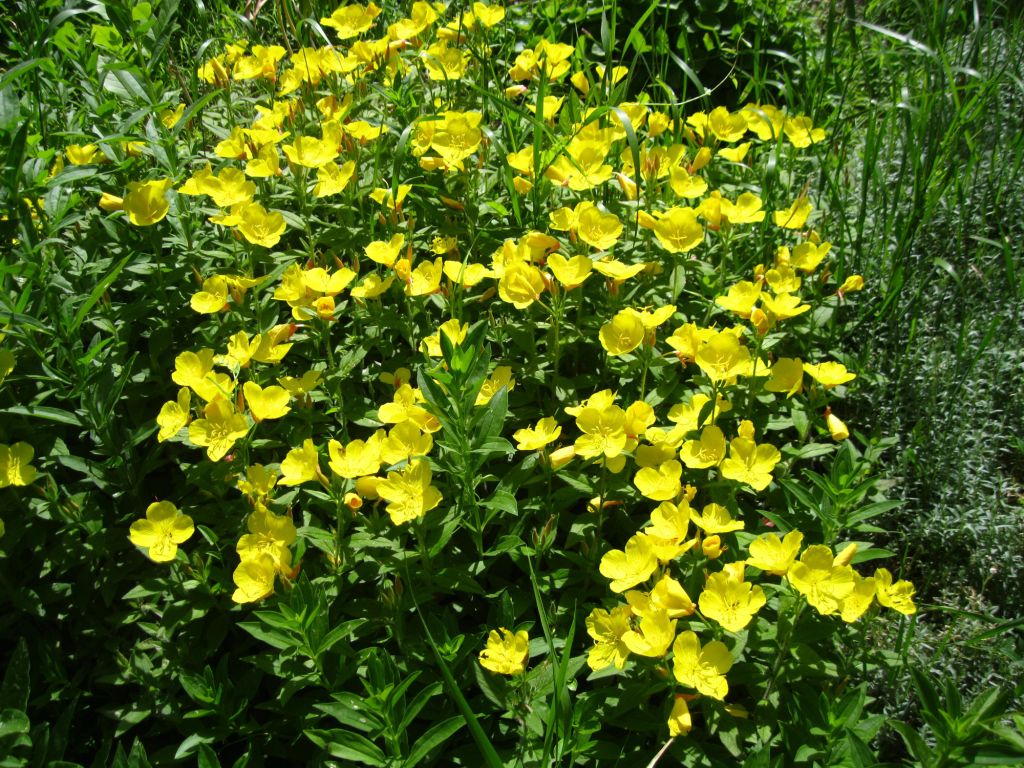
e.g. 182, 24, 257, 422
303, 728, 386, 765
404, 717, 465, 768
2, 405, 82, 426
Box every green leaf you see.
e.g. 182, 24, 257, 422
303, 729, 386, 765
70, 255, 130, 333
0, 709, 29, 738
0, 639, 29, 712
197, 744, 222, 768
315, 618, 368, 656
1, 405, 82, 426
407, 580, 503, 768
404, 717, 465, 767
316, 694, 385, 733
889, 720, 931, 762
237, 621, 294, 651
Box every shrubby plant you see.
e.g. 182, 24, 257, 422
1, 0, 1021, 764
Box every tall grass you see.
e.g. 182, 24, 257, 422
808, 0, 1024, 711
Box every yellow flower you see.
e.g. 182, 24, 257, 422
746, 530, 804, 575
171, 349, 235, 402
231, 553, 278, 603
639, 207, 704, 253
721, 192, 765, 225
698, 566, 766, 632
599, 533, 658, 593
442, 260, 492, 288
215, 127, 250, 159
379, 422, 433, 466
716, 281, 762, 319
672, 630, 733, 700
690, 502, 744, 534
342, 120, 389, 143
514, 417, 562, 451
123, 179, 173, 226
585, 604, 632, 670
760, 292, 810, 321
364, 234, 403, 268
575, 202, 623, 250
420, 319, 469, 358
741, 102, 785, 140
328, 433, 383, 478
243, 382, 291, 422
773, 196, 813, 229
668, 166, 707, 198
787, 545, 855, 615
351, 273, 395, 300
592, 257, 647, 282
874, 568, 917, 615
645, 501, 697, 562
312, 160, 355, 197
321, 2, 382, 38
188, 398, 249, 461
475, 366, 515, 406
278, 370, 322, 397
574, 405, 627, 459
840, 572, 877, 623
479, 628, 529, 675
804, 361, 856, 389
422, 40, 470, 81
156, 388, 191, 441
472, 1, 505, 27
764, 358, 804, 398
277, 439, 322, 486
252, 324, 294, 365
378, 384, 441, 432
718, 142, 751, 162
237, 464, 280, 502
634, 460, 683, 501
160, 103, 185, 129
666, 323, 715, 362
498, 262, 545, 308
667, 696, 692, 737
599, 309, 645, 356
783, 115, 826, 148
129, 501, 194, 562
694, 331, 752, 383
719, 434, 781, 492
546, 253, 593, 289
237, 509, 296, 573
0, 442, 38, 487
390, 1, 439, 38
765, 264, 802, 294
621, 606, 676, 658
428, 111, 483, 166
406, 257, 444, 296
650, 573, 696, 617
190, 275, 230, 314
376, 458, 443, 525
679, 425, 726, 469
236, 202, 286, 248
789, 241, 831, 272
66, 143, 100, 165
838, 275, 865, 294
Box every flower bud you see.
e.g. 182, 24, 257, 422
702, 535, 724, 559
826, 412, 849, 441
834, 542, 857, 567
546, 445, 575, 470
